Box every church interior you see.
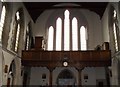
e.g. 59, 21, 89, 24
0, 1, 120, 87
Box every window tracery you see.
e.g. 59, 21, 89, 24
47, 10, 87, 51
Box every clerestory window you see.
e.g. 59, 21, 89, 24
14, 11, 21, 52
0, 5, 6, 42
112, 9, 118, 52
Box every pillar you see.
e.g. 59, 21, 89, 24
76, 67, 84, 87
49, 67, 54, 87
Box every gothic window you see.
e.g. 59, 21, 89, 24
72, 17, 78, 51
0, 5, 6, 42
47, 9, 87, 51
14, 11, 21, 52
26, 26, 30, 50
80, 26, 87, 50
112, 9, 118, 52
48, 26, 54, 51
25, 22, 32, 50
56, 17, 62, 51
64, 10, 70, 51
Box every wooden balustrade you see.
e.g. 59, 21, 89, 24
22, 50, 111, 67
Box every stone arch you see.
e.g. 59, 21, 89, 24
7, 59, 16, 86
56, 68, 76, 86
7, 56, 21, 86
108, 4, 119, 53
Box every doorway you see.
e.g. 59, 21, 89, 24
57, 69, 75, 87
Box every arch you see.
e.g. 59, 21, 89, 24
9, 7, 24, 52
7, 60, 16, 86
56, 17, 62, 51
108, 5, 119, 52
58, 69, 74, 79
47, 26, 54, 51
80, 26, 87, 50
72, 17, 78, 51
57, 69, 76, 86
64, 9, 70, 51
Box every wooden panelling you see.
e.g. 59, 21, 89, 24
22, 50, 111, 67
35, 37, 43, 49
70, 51, 80, 61
50, 51, 61, 61
41, 51, 50, 61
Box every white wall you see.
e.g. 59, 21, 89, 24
81, 67, 106, 85
80, 9, 103, 50
101, 6, 109, 43
30, 67, 49, 86
33, 9, 55, 37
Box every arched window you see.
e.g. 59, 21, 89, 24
14, 11, 21, 52
56, 17, 62, 51
26, 26, 30, 50
72, 17, 78, 51
0, 5, 6, 42
112, 9, 118, 52
64, 10, 70, 51
48, 26, 54, 51
80, 26, 87, 50
47, 9, 88, 51
25, 22, 32, 50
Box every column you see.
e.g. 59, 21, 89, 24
49, 68, 53, 87
77, 67, 84, 87
78, 69, 81, 86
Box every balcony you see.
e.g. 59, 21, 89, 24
22, 37, 111, 68
22, 50, 111, 67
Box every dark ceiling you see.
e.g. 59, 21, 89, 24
23, 2, 108, 22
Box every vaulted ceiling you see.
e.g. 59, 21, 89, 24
23, 2, 108, 22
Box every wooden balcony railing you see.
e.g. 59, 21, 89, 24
22, 50, 111, 67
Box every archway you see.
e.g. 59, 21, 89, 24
7, 60, 16, 87
57, 69, 76, 87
